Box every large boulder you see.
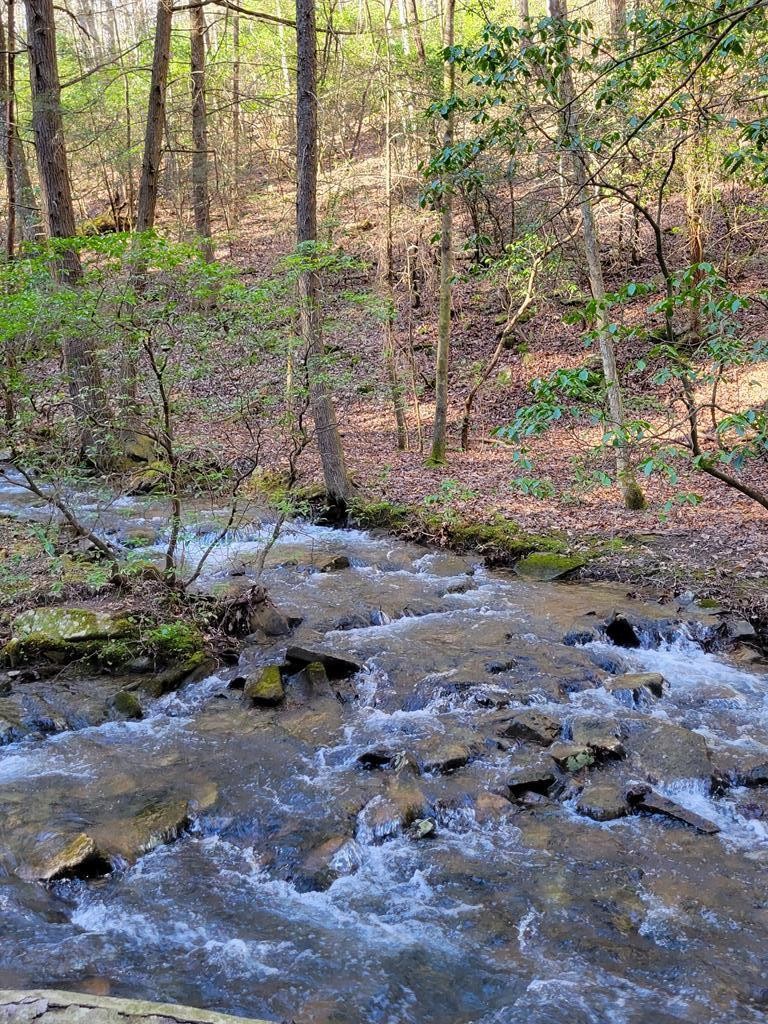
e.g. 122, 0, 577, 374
5, 608, 133, 665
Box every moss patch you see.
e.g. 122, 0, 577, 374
514, 552, 587, 581
350, 499, 569, 566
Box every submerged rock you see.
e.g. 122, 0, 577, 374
315, 554, 351, 573
497, 709, 562, 746
626, 784, 720, 834
244, 665, 284, 706
296, 835, 353, 891
356, 780, 427, 842
576, 783, 629, 822
474, 792, 516, 823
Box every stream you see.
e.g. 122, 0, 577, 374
0, 479, 767, 1024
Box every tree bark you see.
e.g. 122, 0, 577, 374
429, 0, 455, 465
296, 0, 350, 505
24, 0, 112, 457
136, 0, 173, 230
547, 0, 644, 509
383, 18, 408, 449
231, 9, 240, 193
517, 0, 529, 23
608, 0, 626, 46
189, 0, 212, 259
2, 0, 16, 256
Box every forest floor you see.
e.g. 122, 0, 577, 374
182, 167, 768, 622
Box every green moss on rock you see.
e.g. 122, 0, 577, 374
144, 622, 204, 664
514, 552, 587, 581
244, 664, 285, 706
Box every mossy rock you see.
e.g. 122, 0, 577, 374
244, 664, 284, 706
138, 652, 215, 698
144, 622, 204, 664
514, 552, 587, 581
112, 689, 143, 720
5, 608, 135, 665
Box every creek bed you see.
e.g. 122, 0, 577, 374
0, 504, 767, 1024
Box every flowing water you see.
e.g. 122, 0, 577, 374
1, 481, 767, 1024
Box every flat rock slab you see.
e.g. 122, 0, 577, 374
0, 989, 273, 1023
625, 721, 713, 785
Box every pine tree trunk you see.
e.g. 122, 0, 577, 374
296, 0, 350, 505
23, 0, 112, 457
547, 0, 644, 509
189, 1, 212, 259
136, 0, 172, 230
429, 0, 455, 465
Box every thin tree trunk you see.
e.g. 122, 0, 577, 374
189, 1, 212, 259
608, 0, 626, 46
296, 0, 350, 506
518, 0, 529, 22
2, 0, 16, 256
408, 0, 427, 66
548, 0, 644, 509
23, 0, 112, 456
136, 0, 172, 230
231, 9, 240, 194
429, 0, 455, 465
383, 21, 408, 449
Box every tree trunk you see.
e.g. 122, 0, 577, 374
547, 0, 644, 509
383, 19, 408, 449
23, 0, 112, 456
608, 0, 626, 46
231, 9, 240, 194
296, 0, 350, 505
189, 1, 212, 259
518, 0, 529, 23
136, 0, 172, 230
429, 0, 455, 465
2, 0, 15, 256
